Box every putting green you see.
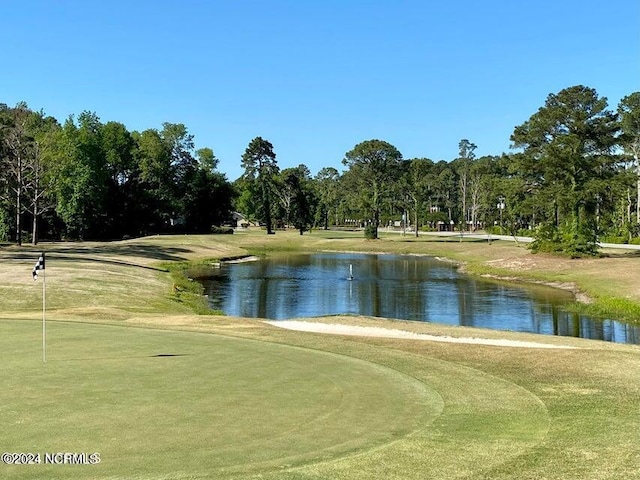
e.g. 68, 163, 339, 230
0, 320, 442, 479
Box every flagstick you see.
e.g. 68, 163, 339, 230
42, 267, 46, 363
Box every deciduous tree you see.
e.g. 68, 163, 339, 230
0, 103, 34, 244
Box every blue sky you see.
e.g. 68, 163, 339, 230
2, 1, 639, 180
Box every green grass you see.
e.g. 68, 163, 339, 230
3, 315, 637, 479
0, 231, 639, 479
0, 318, 571, 480
0, 320, 442, 479
162, 259, 221, 314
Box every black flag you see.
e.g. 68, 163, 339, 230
32, 253, 45, 281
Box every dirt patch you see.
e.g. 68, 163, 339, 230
484, 257, 537, 271
477, 256, 594, 304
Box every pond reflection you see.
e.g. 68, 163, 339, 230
198, 253, 640, 344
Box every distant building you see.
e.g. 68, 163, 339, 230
232, 212, 258, 228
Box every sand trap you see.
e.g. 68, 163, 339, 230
265, 320, 578, 349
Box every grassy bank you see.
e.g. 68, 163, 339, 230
0, 231, 639, 479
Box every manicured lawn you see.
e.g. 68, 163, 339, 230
0, 320, 439, 479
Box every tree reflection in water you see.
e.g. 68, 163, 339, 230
200, 253, 640, 345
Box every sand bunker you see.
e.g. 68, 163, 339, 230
265, 320, 578, 349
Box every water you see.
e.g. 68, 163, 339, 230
198, 253, 640, 344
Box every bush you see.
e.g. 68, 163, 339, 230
364, 225, 377, 240
529, 224, 563, 254
210, 226, 234, 234
517, 228, 534, 237
529, 223, 598, 258
0, 210, 9, 242
600, 236, 626, 245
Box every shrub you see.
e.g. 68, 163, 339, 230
0, 210, 9, 242
600, 236, 626, 245
210, 226, 234, 234
364, 225, 377, 240
529, 223, 598, 258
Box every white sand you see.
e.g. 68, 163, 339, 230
265, 320, 577, 349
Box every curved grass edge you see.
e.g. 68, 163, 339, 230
0, 319, 443, 478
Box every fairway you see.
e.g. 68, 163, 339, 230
1, 320, 440, 479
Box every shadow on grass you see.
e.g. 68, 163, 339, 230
323, 236, 362, 240
50, 254, 169, 272
51, 244, 192, 262
2, 243, 194, 268
45, 353, 192, 362
605, 250, 640, 259
394, 237, 494, 243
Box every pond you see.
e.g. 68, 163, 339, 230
198, 253, 640, 345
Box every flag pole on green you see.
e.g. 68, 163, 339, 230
32, 253, 46, 363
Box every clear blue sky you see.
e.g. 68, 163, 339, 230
2, 1, 639, 180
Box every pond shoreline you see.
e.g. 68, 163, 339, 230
201, 250, 639, 343
211, 239, 639, 325
459, 269, 593, 305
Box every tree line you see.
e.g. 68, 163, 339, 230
2, 84, 639, 255
237, 85, 640, 255
0, 104, 234, 244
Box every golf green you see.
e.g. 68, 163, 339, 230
0, 320, 442, 479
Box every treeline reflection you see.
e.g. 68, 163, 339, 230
201, 253, 640, 345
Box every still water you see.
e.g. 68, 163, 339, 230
199, 253, 640, 344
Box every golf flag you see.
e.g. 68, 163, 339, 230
33, 253, 45, 281
32, 253, 47, 362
